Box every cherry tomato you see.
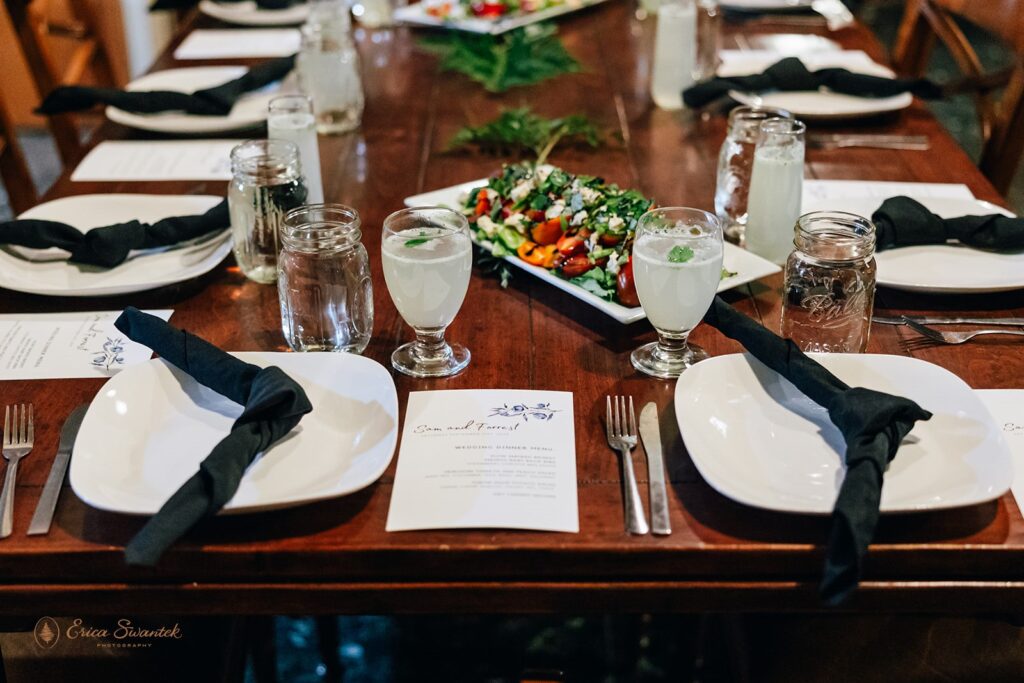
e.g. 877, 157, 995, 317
599, 232, 623, 246
560, 254, 595, 278
525, 209, 546, 222
530, 217, 564, 246
556, 233, 585, 257
616, 258, 640, 307
472, 1, 507, 16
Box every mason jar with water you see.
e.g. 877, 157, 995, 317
781, 211, 877, 353
228, 139, 308, 284
278, 204, 373, 353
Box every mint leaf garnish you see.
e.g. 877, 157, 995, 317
668, 245, 694, 263
405, 231, 429, 248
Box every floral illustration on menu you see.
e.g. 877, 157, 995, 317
490, 402, 559, 421
92, 337, 127, 371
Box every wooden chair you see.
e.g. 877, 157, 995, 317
893, 0, 1024, 195
2, 0, 117, 167
0, 87, 37, 216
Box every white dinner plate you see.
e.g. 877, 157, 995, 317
675, 353, 1013, 514
199, 0, 309, 26
801, 196, 1023, 293
394, 0, 610, 34
106, 66, 288, 134
71, 352, 399, 515
404, 179, 781, 324
720, 50, 913, 120
0, 194, 232, 297
719, 0, 813, 9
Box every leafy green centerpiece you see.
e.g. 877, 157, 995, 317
448, 107, 602, 163
419, 24, 580, 93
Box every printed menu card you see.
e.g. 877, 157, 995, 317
976, 390, 1024, 508
0, 310, 172, 380
386, 390, 578, 532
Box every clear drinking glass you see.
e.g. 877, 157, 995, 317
781, 211, 877, 353
695, 0, 720, 81
228, 139, 308, 284
382, 207, 473, 377
268, 95, 324, 204
631, 207, 724, 378
278, 204, 373, 353
714, 105, 793, 244
297, 16, 364, 135
744, 117, 806, 266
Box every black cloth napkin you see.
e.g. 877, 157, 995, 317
115, 308, 313, 567
683, 56, 943, 108
872, 196, 1024, 252
151, 0, 300, 10
0, 199, 228, 269
702, 297, 932, 605
35, 55, 295, 117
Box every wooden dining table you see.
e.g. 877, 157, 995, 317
2, 0, 1023, 616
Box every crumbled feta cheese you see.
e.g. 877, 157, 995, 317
607, 256, 621, 275
608, 216, 624, 230
580, 187, 601, 205
586, 231, 599, 249
534, 164, 555, 183
476, 215, 499, 237
505, 212, 526, 230
482, 188, 499, 204
571, 210, 588, 226
545, 201, 565, 220
510, 180, 532, 203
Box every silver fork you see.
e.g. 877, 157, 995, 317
0, 404, 34, 539
605, 396, 649, 535
902, 317, 1024, 345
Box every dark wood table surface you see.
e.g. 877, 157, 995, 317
2, 1, 1023, 616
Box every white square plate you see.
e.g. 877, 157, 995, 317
675, 353, 1013, 514
106, 66, 289, 135
405, 179, 781, 324
1, 194, 231, 297
394, 0, 610, 35
70, 352, 399, 514
198, 0, 310, 26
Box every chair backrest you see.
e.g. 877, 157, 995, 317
3, 0, 117, 167
893, 0, 1024, 195
0, 86, 37, 216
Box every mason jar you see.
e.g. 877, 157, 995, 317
278, 204, 373, 353
228, 139, 308, 284
714, 106, 793, 245
781, 211, 877, 353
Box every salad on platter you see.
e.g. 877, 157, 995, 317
461, 162, 656, 307
425, 0, 584, 20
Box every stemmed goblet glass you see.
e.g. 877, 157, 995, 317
631, 207, 724, 378
382, 207, 473, 377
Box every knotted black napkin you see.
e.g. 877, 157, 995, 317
35, 55, 295, 117
702, 297, 932, 604
114, 307, 313, 567
0, 199, 228, 268
683, 56, 943, 108
872, 196, 1024, 252
151, 0, 300, 9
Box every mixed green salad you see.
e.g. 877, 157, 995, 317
462, 162, 654, 307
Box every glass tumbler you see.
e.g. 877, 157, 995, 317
745, 117, 806, 266
268, 95, 324, 204
278, 204, 373, 353
631, 207, 724, 378
228, 139, 308, 284
714, 105, 793, 245
781, 211, 877, 353
382, 207, 473, 378
297, 17, 365, 135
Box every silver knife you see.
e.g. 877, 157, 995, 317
874, 315, 1024, 327
27, 405, 88, 536
638, 403, 671, 536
